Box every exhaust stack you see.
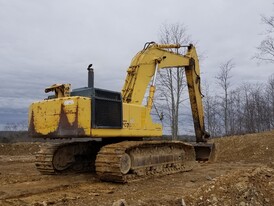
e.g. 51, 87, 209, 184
87, 64, 94, 88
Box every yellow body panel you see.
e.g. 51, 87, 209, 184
29, 97, 91, 137
29, 96, 162, 138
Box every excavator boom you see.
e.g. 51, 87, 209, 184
122, 42, 209, 142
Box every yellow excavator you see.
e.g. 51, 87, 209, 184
28, 42, 212, 182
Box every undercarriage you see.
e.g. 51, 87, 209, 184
35, 140, 196, 182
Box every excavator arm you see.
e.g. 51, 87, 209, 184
122, 42, 209, 142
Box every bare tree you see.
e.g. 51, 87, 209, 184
215, 60, 234, 135
205, 68, 273, 137
239, 83, 271, 133
203, 82, 222, 137
266, 74, 274, 128
229, 88, 244, 134
155, 23, 191, 139
255, 11, 274, 63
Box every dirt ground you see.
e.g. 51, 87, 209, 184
0, 131, 273, 206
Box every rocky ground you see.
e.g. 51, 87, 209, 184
0, 131, 273, 206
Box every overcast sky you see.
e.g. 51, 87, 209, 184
0, 0, 273, 130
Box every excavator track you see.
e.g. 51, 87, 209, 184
95, 141, 196, 183
35, 141, 102, 175
35, 143, 60, 174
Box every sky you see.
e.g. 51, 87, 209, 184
0, 0, 273, 131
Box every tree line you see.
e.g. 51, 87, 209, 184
205, 8, 274, 137
153, 8, 274, 138
204, 63, 274, 137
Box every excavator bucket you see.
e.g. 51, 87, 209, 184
191, 142, 215, 161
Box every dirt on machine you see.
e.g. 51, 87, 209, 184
28, 42, 213, 182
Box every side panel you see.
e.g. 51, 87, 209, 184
29, 97, 91, 138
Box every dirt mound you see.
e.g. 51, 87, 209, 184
210, 130, 274, 165
182, 131, 274, 205
183, 166, 274, 206
0, 142, 41, 156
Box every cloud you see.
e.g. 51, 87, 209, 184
0, 0, 273, 130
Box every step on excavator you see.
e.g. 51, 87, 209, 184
29, 42, 213, 183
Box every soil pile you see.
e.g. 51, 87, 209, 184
210, 130, 274, 166
184, 166, 274, 206
0, 142, 41, 156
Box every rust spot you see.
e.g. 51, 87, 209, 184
56, 104, 85, 137
28, 111, 37, 137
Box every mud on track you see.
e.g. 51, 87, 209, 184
0, 131, 273, 206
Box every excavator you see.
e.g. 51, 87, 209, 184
28, 42, 212, 183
